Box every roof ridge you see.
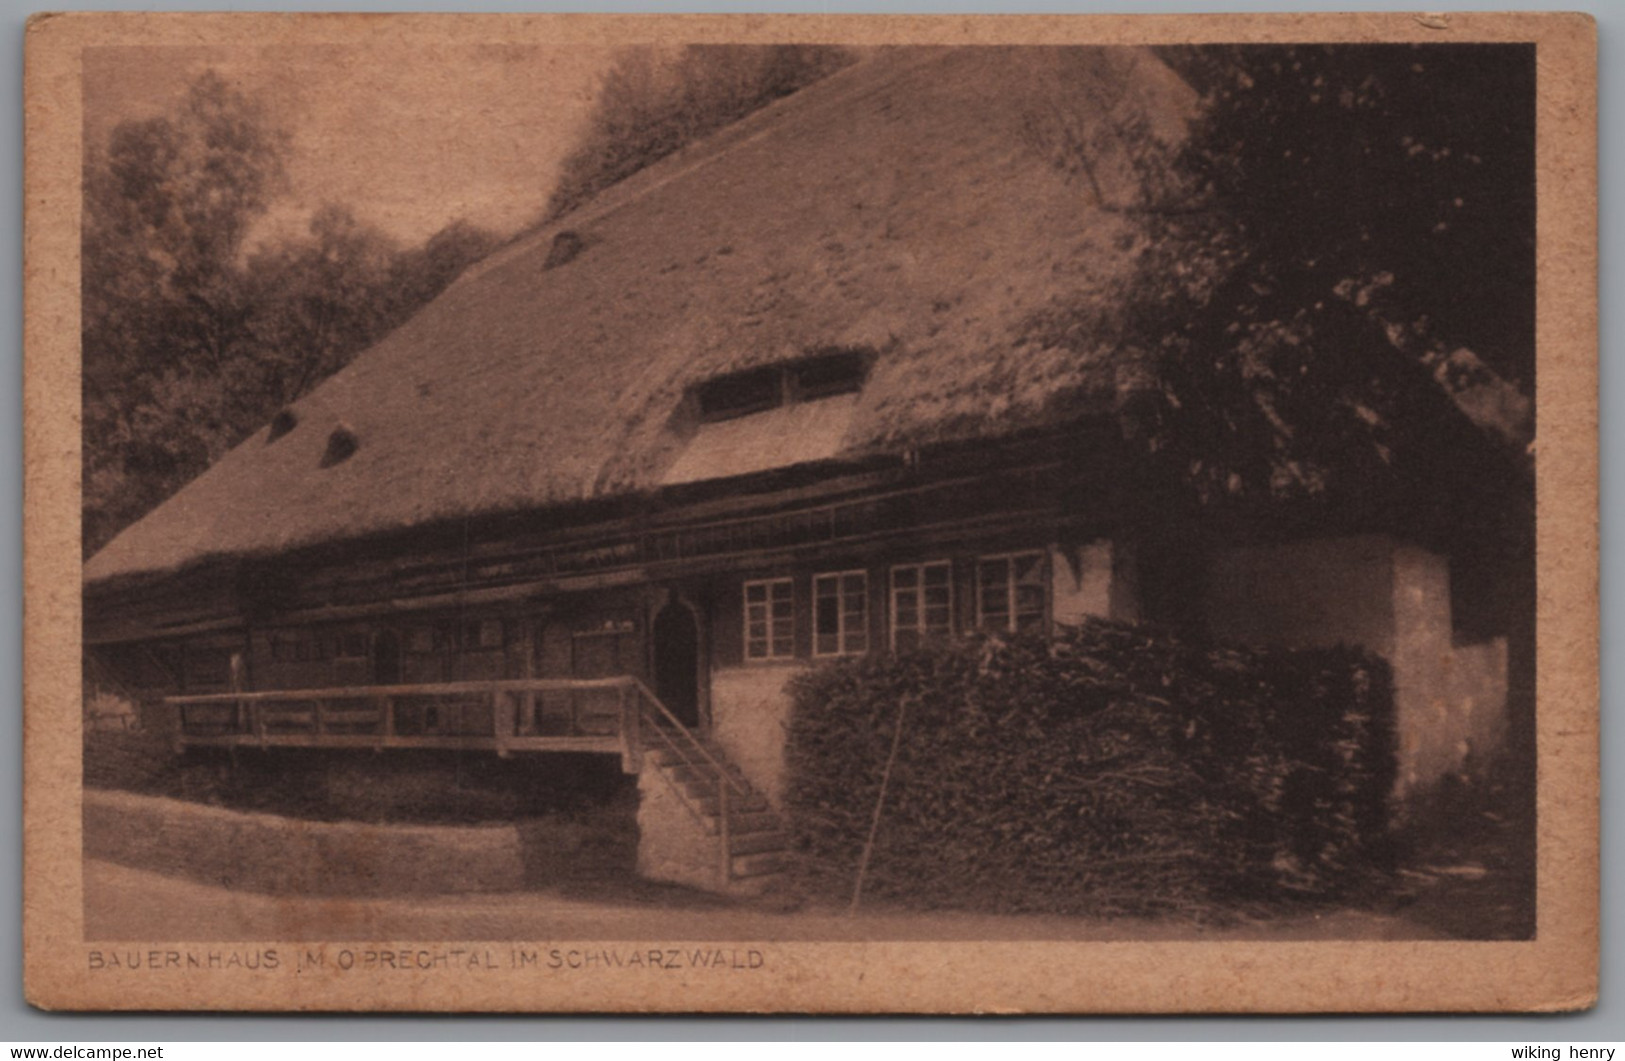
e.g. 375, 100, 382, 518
450, 48, 947, 293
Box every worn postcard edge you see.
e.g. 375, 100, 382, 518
21, 10, 1600, 1014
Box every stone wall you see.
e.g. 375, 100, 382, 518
707, 662, 802, 806
1204, 535, 1399, 657
1203, 534, 1509, 795
1392, 544, 1509, 790
1052, 539, 1139, 625
83, 788, 527, 895
634, 768, 724, 891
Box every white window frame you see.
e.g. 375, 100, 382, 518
813, 569, 869, 657
976, 550, 1048, 634
889, 561, 954, 651
743, 577, 796, 661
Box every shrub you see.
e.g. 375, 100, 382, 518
783, 618, 1395, 917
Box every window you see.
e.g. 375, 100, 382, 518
891, 562, 953, 651
744, 578, 795, 660
698, 366, 783, 421
978, 551, 1047, 633
694, 350, 871, 423
791, 350, 868, 400
814, 571, 868, 656
336, 631, 369, 659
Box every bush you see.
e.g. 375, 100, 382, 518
783, 619, 1396, 917
84, 736, 635, 827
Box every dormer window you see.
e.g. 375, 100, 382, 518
664, 349, 873, 487
698, 365, 782, 421
694, 349, 870, 423
791, 349, 867, 401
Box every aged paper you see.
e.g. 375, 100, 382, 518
24, 11, 1597, 1013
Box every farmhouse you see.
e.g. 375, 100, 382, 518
83, 47, 1520, 895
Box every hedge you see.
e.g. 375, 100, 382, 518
782, 618, 1396, 917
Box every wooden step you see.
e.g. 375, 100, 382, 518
730, 851, 788, 879
728, 830, 788, 857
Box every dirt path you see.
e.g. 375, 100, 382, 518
84, 859, 1449, 943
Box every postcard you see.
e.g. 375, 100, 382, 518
23, 11, 1598, 1012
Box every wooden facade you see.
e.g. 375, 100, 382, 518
86, 427, 1134, 755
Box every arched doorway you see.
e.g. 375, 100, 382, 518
652, 600, 701, 728
373, 629, 402, 685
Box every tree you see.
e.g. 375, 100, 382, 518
1125, 44, 1536, 506
1086, 45, 1537, 801
82, 71, 291, 552
544, 44, 856, 221
82, 71, 499, 556
83, 71, 289, 389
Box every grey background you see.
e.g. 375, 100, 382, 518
2, 0, 1614, 1040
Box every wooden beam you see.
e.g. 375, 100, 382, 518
167, 675, 638, 705
176, 733, 623, 755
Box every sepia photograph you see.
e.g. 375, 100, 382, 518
23, 12, 1597, 1013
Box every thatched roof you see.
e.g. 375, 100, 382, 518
85, 46, 1195, 586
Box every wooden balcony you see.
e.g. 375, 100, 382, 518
165, 677, 659, 770
166, 675, 785, 888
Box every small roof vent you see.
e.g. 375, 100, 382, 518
543, 230, 586, 271
266, 408, 299, 443
319, 425, 359, 468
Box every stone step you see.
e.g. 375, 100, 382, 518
701, 809, 781, 837
679, 779, 721, 802
728, 830, 788, 857
677, 778, 767, 807
666, 764, 749, 789
730, 851, 788, 879
696, 793, 770, 817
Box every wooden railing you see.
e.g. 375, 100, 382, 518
168, 675, 768, 884
165, 677, 653, 771
622, 678, 753, 883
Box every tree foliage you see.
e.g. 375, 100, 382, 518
1061, 45, 1536, 507
545, 44, 856, 221
82, 72, 499, 556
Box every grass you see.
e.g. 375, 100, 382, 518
1370, 772, 1536, 940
